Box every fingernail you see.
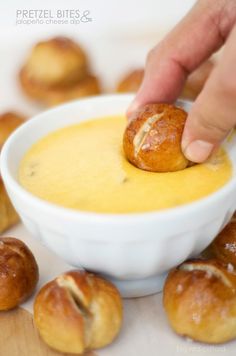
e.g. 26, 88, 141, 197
183, 140, 214, 163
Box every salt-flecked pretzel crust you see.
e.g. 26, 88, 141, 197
163, 258, 236, 344
0, 237, 39, 310
204, 213, 236, 267
34, 270, 123, 354
123, 103, 190, 172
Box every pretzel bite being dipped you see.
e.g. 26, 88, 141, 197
123, 103, 191, 172
203, 214, 236, 266
34, 270, 123, 354
163, 259, 236, 344
0, 237, 39, 310
19, 37, 101, 106
116, 69, 144, 93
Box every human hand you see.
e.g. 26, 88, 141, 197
127, 0, 236, 163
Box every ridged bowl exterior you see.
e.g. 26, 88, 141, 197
1, 95, 236, 297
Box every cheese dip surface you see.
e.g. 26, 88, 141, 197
19, 116, 232, 214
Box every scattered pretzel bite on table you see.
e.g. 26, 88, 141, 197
0, 112, 25, 233
116, 69, 144, 93
180, 59, 214, 100
203, 213, 236, 266
21, 36, 88, 86
0, 237, 39, 311
0, 179, 19, 233
0, 112, 25, 149
163, 259, 236, 344
19, 36, 101, 106
123, 103, 191, 172
116, 60, 214, 99
34, 270, 123, 354
20, 70, 101, 107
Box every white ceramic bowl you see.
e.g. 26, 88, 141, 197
1, 94, 236, 298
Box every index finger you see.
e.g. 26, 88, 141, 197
127, 0, 234, 115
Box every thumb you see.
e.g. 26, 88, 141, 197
182, 26, 236, 163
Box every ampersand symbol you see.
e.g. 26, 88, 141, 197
81, 10, 92, 23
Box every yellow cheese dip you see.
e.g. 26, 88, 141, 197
19, 116, 232, 214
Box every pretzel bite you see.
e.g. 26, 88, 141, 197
116, 69, 144, 93
19, 37, 101, 106
0, 112, 25, 149
0, 180, 19, 233
0, 112, 25, 232
0, 237, 39, 310
20, 70, 100, 106
181, 60, 214, 100
204, 214, 236, 266
163, 259, 236, 344
34, 270, 123, 354
123, 103, 190, 172
22, 37, 88, 86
